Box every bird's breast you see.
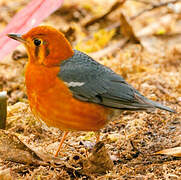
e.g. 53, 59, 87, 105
25, 62, 112, 131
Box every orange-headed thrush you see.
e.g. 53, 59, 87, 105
8, 26, 175, 157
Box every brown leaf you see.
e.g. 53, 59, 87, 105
0, 130, 46, 165
84, 0, 126, 28
82, 141, 114, 175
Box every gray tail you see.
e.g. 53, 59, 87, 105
148, 100, 175, 113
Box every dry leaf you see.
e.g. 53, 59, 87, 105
82, 141, 114, 175
155, 147, 181, 157
0, 130, 45, 165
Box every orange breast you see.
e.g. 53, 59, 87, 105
25, 62, 111, 131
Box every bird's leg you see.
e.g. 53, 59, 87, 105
95, 131, 100, 143
55, 131, 68, 157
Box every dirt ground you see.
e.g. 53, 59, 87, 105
0, 0, 181, 179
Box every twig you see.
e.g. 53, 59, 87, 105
84, 0, 126, 28
0, 91, 7, 129
130, 140, 143, 155
131, 0, 181, 20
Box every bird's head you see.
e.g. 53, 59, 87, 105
8, 26, 74, 66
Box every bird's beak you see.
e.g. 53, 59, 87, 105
7, 33, 26, 43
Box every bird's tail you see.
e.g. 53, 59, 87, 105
148, 99, 175, 113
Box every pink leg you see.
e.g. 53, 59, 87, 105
55, 131, 68, 157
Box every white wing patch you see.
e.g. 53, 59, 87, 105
65, 81, 85, 87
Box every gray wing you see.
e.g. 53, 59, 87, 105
58, 50, 174, 112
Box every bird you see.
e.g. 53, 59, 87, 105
8, 26, 175, 157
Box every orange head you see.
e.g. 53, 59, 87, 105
8, 26, 74, 66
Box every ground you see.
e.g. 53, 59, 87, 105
0, 0, 181, 179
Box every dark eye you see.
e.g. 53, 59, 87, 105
33, 39, 41, 46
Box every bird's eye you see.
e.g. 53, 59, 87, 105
33, 39, 41, 46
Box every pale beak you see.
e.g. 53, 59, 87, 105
7, 33, 26, 43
